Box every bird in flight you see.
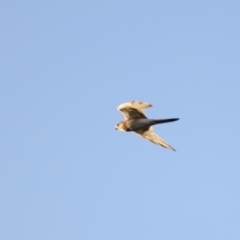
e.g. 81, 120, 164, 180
115, 101, 179, 151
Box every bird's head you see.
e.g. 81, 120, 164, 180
115, 122, 126, 131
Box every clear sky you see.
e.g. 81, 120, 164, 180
1, 1, 240, 239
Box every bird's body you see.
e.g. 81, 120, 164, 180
115, 101, 179, 151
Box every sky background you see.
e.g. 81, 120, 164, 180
1, 1, 240, 239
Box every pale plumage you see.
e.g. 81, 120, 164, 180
115, 101, 179, 151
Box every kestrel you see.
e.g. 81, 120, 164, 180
115, 101, 179, 151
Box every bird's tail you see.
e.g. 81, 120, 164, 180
150, 118, 179, 125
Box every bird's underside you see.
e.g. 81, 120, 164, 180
115, 101, 179, 151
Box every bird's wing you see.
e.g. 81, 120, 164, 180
134, 129, 176, 151
117, 101, 152, 120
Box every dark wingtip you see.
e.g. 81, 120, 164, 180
169, 146, 176, 151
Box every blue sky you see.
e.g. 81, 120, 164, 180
1, 1, 240, 239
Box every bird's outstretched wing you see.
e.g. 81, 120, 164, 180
134, 129, 176, 151
117, 101, 152, 120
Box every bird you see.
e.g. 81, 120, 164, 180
115, 101, 179, 151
